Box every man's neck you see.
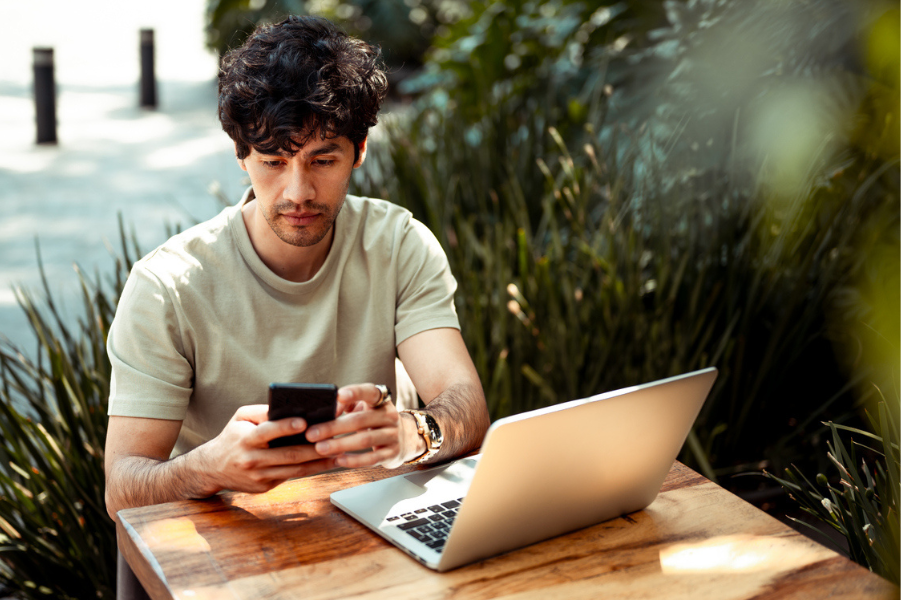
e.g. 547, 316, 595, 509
240, 200, 334, 283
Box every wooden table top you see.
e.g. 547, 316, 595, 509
117, 461, 898, 600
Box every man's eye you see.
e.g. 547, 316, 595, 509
314, 159, 335, 167
263, 160, 284, 168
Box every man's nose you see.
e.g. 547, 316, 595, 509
284, 165, 314, 202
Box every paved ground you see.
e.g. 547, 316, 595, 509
0, 0, 248, 353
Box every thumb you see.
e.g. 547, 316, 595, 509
233, 404, 271, 424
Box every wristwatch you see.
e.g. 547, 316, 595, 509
401, 409, 443, 465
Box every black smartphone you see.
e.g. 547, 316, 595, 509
267, 383, 338, 448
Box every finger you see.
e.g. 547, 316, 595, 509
313, 426, 399, 456
336, 385, 363, 408
335, 398, 366, 418
335, 447, 399, 469
247, 417, 307, 447
233, 404, 271, 424
337, 384, 389, 410
247, 458, 340, 491
306, 405, 398, 443
265, 443, 328, 466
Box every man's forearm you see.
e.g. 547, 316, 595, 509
422, 382, 491, 463
105, 449, 220, 521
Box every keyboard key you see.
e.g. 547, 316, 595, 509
440, 500, 460, 509
428, 514, 445, 522
426, 540, 445, 550
398, 518, 431, 531
409, 531, 432, 543
387, 516, 400, 522
428, 504, 445, 512
414, 508, 428, 514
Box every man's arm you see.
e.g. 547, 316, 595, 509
395, 327, 490, 462
306, 328, 490, 467
104, 406, 337, 521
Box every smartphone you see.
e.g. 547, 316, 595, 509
268, 383, 338, 447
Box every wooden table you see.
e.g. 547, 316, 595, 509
117, 461, 898, 599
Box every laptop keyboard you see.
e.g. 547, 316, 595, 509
386, 497, 464, 552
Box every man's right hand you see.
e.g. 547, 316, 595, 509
197, 404, 338, 494
104, 405, 338, 521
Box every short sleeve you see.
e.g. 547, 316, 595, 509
107, 262, 194, 421
394, 218, 460, 344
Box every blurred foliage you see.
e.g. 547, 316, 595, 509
206, 0, 305, 58
399, 0, 670, 125
764, 400, 899, 584
360, 101, 898, 483
205, 0, 472, 81
356, 0, 900, 479
0, 224, 141, 599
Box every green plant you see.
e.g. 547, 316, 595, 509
0, 224, 140, 599
763, 400, 899, 584
205, 0, 456, 73
353, 0, 899, 483
360, 99, 899, 481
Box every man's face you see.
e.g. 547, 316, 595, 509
239, 135, 365, 248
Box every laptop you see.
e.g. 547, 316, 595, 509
330, 367, 717, 571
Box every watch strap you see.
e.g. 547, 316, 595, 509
401, 409, 442, 465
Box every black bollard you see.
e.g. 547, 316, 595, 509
33, 47, 57, 144
140, 29, 157, 108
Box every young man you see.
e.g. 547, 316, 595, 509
104, 15, 490, 520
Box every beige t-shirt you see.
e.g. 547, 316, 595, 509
107, 192, 459, 454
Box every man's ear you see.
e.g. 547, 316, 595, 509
236, 144, 247, 172
353, 137, 368, 169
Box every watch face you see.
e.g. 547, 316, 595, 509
423, 414, 443, 445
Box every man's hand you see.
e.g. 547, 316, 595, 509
307, 329, 491, 471
104, 405, 339, 520
197, 404, 339, 493
304, 384, 425, 469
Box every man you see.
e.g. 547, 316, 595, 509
104, 15, 490, 520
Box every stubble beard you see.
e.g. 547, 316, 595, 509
264, 196, 346, 248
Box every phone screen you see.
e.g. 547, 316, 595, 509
268, 383, 338, 447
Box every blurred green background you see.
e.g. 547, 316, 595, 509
0, 0, 898, 597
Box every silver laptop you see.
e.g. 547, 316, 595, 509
330, 367, 717, 571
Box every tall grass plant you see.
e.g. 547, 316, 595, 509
356, 0, 899, 479
764, 399, 899, 584
360, 99, 897, 480
0, 226, 139, 599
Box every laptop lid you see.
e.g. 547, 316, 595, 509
331, 367, 718, 571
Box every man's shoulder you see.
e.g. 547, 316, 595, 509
134, 204, 241, 283
343, 194, 412, 223
342, 194, 439, 244
337, 196, 447, 281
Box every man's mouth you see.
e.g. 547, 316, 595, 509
282, 212, 320, 226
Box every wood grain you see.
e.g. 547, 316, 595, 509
117, 462, 899, 600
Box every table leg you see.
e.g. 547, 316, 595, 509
117, 550, 151, 600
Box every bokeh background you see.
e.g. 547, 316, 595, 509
0, 0, 243, 354
0, 0, 898, 597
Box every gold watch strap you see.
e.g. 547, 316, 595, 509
401, 409, 442, 465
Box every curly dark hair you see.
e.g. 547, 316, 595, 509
218, 15, 388, 161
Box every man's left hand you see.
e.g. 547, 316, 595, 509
304, 384, 424, 469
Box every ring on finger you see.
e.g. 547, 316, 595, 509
373, 384, 392, 409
